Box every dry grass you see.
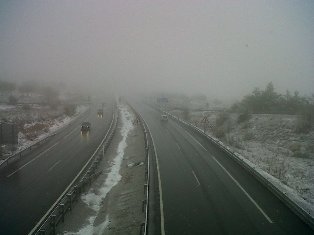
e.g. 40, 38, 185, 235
21, 122, 50, 140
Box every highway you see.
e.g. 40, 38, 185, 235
133, 102, 313, 235
0, 102, 113, 235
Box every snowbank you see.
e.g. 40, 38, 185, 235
1, 105, 89, 158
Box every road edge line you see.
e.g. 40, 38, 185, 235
145, 124, 166, 235
212, 157, 273, 223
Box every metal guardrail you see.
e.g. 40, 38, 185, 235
0, 107, 90, 169
163, 109, 314, 230
126, 102, 150, 235
28, 104, 118, 235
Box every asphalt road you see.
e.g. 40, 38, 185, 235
0, 102, 113, 235
133, 102, 313, 235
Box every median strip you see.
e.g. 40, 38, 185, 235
62, 104, 135, 235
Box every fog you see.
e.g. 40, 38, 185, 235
0, 0, 313, 100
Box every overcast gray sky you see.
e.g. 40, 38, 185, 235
0, 0, 313, 99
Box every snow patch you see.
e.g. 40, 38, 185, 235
15, 105, 88, 153
0, 104, 15, 110
64, 216, 109, 235
65, 104, 133, 235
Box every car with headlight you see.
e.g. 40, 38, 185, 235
81, 121, 91, 132
161, 114, 168, 122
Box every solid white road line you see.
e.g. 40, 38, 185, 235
147, 125, 166, 235
184, 130, 207, 151
176, 143, 181, 151
184, 128, 274, 223
212, 157, 273, 224
7, 142, 59, 178
48, 160, 61, 172
191, 170, 200, 187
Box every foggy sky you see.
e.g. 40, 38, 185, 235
0, 0, 313, 99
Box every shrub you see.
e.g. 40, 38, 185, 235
227, 135, 243, 149
305, 144, 314, 153
64, 104, 77, 116
22, 122, 49, 140
295, 115, 311, 133
289, 143, 301, 153
230, 82, 314, 115
241, 122, 249, 129
237, 112, 251, 123
49, 100, 60, 110
292, 151, 309, 158
213, 126, 225, 138
216, 112, 229, 126
243, 131, 254, 141
182, 108, 190, 121
8, 95, 18, 105
22, 104, 31, 111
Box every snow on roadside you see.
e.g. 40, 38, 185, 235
64, 104, 134, 235
3, 105, 89, 157
76, 105, 89, 114
49, 105, 89, 133
0, 104, 15, 110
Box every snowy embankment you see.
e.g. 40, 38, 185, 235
20, 106, 88, 147
64, 104, 134, 235
225, 115, 313, 205
1, 105, 89, 162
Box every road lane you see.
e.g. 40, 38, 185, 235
162, 117, 273, 234
6, 142, 60, 178
133, 102, 313, 235
47, 160, 61, 172
0, 102, 113, 235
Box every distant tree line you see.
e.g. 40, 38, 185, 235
231, 82, 314, 115
0, 80, 79, 116
231, 82, 314, 132
0, 80, 60, 107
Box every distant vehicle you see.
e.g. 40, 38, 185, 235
81, 122, 91, 132
161, 114, 168, 122
97, 109, 103, 118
